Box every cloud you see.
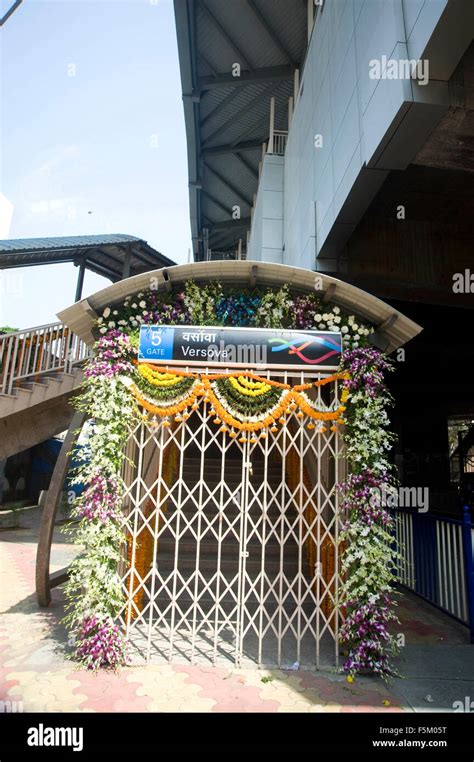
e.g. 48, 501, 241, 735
10, 145, 85, 231
19, 145, 81, 193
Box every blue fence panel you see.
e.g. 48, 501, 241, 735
412, 511, 438, 604
393, 507, 474, 643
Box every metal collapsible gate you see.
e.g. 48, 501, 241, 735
119, 372, 344, 668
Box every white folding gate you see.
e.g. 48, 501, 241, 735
119, 372, 343, 668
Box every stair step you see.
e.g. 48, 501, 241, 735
182, 462, 281, 470
13, 386, 33, 395
155, 559, 300, 575
39, 374, 63, 383
168, 479, 282, 488
180, 469, 282, 477
155, 538, 289, 557
152, 589, 317, 614
167, 502, 286, 513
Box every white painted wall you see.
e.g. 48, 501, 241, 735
247, 154, 284, 264
248, 0, 450, 268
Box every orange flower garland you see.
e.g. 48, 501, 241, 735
127, 368, 349, 437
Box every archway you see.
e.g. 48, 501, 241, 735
39, 261, 421, 673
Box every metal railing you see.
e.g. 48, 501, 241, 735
0, 323, 90, 396
268, 129, 288, 156
392, 507, 474, 641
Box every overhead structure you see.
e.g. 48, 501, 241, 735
0, 234, 175, 301
174, 0, 310, 261
58, 260, 422, 354
44, 259, 422, 667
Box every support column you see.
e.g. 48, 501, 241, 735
294, 68, 300, 105
74, 260, 86, 302
268, 97, 275, 154
36, 411, 87, 607
122, 246, 131, 279
0, 459, 6, 505
307, 0, 314, 42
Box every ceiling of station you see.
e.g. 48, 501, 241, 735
174, 0, 310, 259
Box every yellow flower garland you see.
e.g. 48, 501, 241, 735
229, 375, 272, 397
137, 364, 197, 388
128, 368, 349, 437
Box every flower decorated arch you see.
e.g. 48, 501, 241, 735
58, 262, 421, 678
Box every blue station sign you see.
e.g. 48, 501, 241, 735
138, 325, 342, 371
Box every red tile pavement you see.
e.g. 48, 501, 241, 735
68, 670, 153, 713
0, 519, 470, 713
0, 643, 21, 703
174, 665, 281, 712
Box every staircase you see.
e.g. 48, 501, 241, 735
450, 424, 474, 482
0, 323, 89, 458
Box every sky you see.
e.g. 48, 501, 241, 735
0, 0, 191, 328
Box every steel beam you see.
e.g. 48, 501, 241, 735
201, 139, 262, 156
199, 0, 253, 70
208, 217, 251, 232
196, 65, 294, 93
203, 82, 277, 146
201, 190, 233, 216
75, 259, 86, 302
232, 91, 289, 147
201, 86, 246, 128
234, 152, 259, 180
244, 0, 296, 66
204, 163, 253, 207
197, 51, 218, 77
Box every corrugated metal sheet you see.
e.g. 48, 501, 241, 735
175, 0, 308, 257
0, 235, 175, 281
0, 234, 140, 253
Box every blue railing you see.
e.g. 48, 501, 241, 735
392, 506, 474, 643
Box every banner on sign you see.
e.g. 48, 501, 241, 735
138, 324, 342, 371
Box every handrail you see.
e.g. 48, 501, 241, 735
267, 129, 288, 157
0, 322, 90, 396
0, 321, 63, 339
392, 505, 465, 527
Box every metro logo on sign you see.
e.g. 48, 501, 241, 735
268, 333, 342, 366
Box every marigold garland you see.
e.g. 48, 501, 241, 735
66, 283, 398, 680
126, 369, 346, 435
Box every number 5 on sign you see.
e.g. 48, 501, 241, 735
151, 331, 162, 346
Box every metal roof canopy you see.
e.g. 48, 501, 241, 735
58, 260, 423, 354
0, 234, 175, 300
173, 0, 309, 260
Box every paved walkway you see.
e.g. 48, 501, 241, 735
1, 510, 473, 713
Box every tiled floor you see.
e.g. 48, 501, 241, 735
0, 512, 471, 713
